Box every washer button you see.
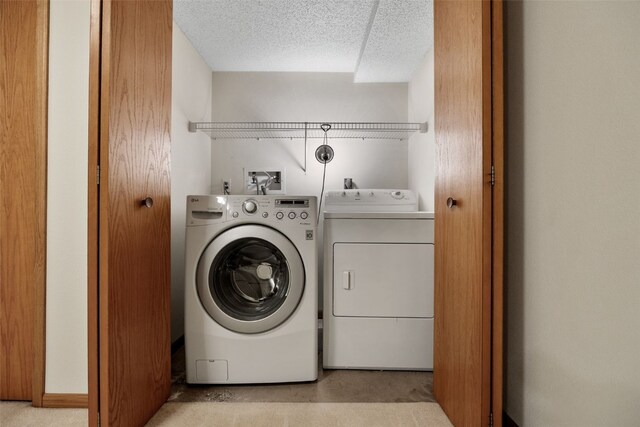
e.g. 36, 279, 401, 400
232, 211, 239, 218
288, 212, 296, 219
262, 212, 269, 218
276, 212, 284, 220
300, 212, 309, 220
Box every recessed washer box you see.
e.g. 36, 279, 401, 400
243, 167, 285, 195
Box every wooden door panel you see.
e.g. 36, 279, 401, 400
433, 0, 494, 425
0, 0, 44, 401
99, 0, 172, 425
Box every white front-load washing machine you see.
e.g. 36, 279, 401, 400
184, 195, 318, 384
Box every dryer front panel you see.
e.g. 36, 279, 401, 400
197, 225, 305, 334
332, 243, 434, 318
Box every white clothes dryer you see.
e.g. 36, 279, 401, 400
323, 189, 434, 371
184, 195, 318, 384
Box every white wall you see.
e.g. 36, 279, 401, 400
407, 50, 435, 211
46, 0, 90, 393
505, 1, 640, 426
170, 25, 213, 342
210, 72, 408, 310
210, 72, 409, 197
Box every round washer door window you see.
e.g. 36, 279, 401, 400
196, 225, 305, 334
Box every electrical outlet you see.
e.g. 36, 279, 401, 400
243, 168, 285, 195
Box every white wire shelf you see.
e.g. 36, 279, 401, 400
188, 121, 428, 141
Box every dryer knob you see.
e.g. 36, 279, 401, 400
276, 212, 284, 220
288, 212, 296, 219
300, 212, 309, 220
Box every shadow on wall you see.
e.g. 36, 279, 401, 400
504, 0, 525, 423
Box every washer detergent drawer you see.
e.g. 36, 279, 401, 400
332, 243, 434, 318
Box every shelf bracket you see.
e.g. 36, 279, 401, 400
303, 122, 308, 174
420, 122, 429, 133
188, 121, 197, 133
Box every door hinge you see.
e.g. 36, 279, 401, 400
97, 412, 101, 426
489, 412, 494, 427
97, 165, 100, 185
490, 164, 495, 187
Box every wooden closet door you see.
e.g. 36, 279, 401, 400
0, 0, 47, 403
92, 0, 173, 425
433, 0, 502, 425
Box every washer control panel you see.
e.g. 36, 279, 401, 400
187, 195, 317, 227
222, 195, 316, 225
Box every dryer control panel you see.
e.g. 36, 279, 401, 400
324, 189, 418, 213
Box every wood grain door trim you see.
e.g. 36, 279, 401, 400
97, 0, 111, 421
482, 1, 494, 424
87, 0, 101, 424
32, 0, 50, 408
492, 1, 505, 425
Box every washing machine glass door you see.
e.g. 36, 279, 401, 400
196, 225, 305, 334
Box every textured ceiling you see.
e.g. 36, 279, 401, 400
354, 0, 434, 82
174, 0, 433, 82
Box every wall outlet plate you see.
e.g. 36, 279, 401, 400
243, 167, 286, 195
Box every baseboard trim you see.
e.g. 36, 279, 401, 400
42, 393, 88, 408
503, 411, 519, 427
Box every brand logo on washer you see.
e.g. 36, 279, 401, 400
306, 230, 313, 240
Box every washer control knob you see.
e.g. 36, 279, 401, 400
288, 211, 296, 220
243, 200, 257, 214
262, 212, 269, 218
300, 211, 309, 220
276, 211, 284, 220
391, 191, 403, 199
369, 191, 375, 196
232, 211, 239, 218
341, 191, 346, 197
